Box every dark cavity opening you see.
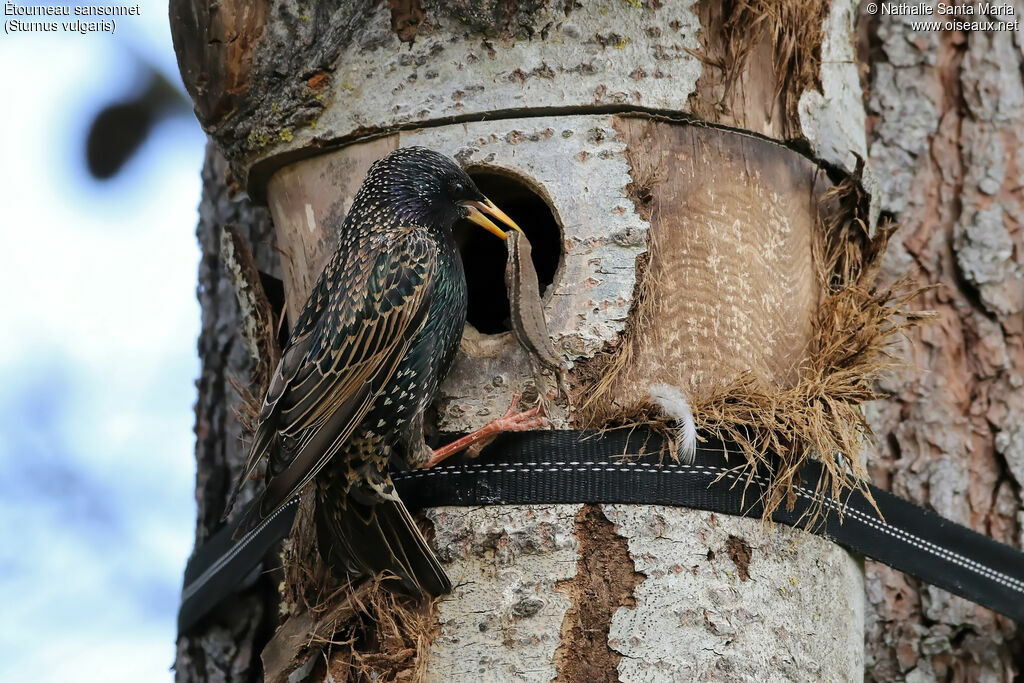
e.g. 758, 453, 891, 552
455, 172, 561, 335
259, 271, 290, 350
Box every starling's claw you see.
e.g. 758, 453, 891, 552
504, 391, 523, 415
496, 397, 546, 429
420, 392, 550, 469
497, 409, 548, 432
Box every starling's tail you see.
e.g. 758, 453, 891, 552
315, 483, 452, 598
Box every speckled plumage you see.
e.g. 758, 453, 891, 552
229, 147, 506, 596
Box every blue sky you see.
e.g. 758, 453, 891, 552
0, 8, 206, 681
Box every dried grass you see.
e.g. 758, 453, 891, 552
271, 499, 442, 681
265, 567, 438, 682
227, 376, 262, 438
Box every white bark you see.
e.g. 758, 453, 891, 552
425, 505, 583, 681
250, 1, 704, 177
605, 506, 864, 682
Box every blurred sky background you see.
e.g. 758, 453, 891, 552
0, 6, 206, 682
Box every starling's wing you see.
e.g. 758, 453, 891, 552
228, 230, 438, 535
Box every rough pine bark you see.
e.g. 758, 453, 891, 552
862, 5, 1024, 680
174, 145, 280, 683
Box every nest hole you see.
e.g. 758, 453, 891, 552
455, 171, 561, 335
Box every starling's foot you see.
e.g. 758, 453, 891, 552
491, 392, 549, 432
420, 393, 549, 468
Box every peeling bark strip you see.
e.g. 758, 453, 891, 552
553, 504, 643, 682
218, 224, 280, 391
504, 231, 570, 399
688, 0, 828, 138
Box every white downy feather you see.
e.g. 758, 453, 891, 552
648, 383, 697, 464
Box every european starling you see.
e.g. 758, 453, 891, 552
226, 147, 539, 597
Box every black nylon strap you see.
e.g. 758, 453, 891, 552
397, 429, 1024, 624
177, 497, 299, 634
177, 429, 1024, 634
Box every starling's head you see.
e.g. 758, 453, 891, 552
359, 147, 521, 239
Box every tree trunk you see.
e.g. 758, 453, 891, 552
861, 5, 1024, 680
171, 1, 1022, 681
174, 145, 281, 683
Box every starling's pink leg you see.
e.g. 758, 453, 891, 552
420, 393, 548, 469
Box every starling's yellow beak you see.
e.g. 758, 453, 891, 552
461, 198, 523, 240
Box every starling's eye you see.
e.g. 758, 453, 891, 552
452, 181, 465, 195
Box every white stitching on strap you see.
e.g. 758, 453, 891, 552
789, 481, 1024, 593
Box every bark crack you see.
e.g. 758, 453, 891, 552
725, 535, 752, 582
387, 0, 424, 44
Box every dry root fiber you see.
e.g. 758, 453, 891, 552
262, 574, 438, 683
580, 158, 932, 523
310, 578, 437, 683
269, 495, 438, 682
691, 0, 829, 134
